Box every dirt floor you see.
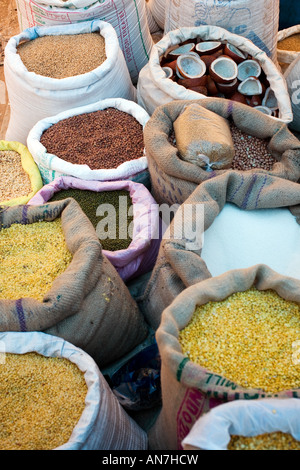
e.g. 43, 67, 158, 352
0, 0, 19, 139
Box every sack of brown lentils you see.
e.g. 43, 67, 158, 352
27, 97, 150, 184
144, 97, 300, 206
0, 331, 148, 450
137, 25, 292, 119
0, 140, 43, 206
28, 175, 161, 282
0, 198, 149, 368
182, 398, 300, 451
149, 264, 300, 450
4, 20, 136, 145
139, 170, 300, 330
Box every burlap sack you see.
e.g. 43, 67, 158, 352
149, 264, 300, 450
144, 98, 300, 205
138, 170, 300, 330
0, 199, 149, 367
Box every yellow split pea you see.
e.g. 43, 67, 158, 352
0, 218, 72, 301
228, 432, 300, 450
179, 288, 300, 393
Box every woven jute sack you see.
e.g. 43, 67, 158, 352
138, 170, 300, 330
0, 199, 149, 367
148, 264, 300, 450
144, 98, 300, 206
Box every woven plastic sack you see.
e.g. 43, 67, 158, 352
277, 25, 300, 67
164, 0, 279, 60
149, 264, 300, 450
146, 0, 161, 34
27, 97, 150, 184
139, 171, 300, 330
137, 25, 292, 119
14, 0, 153, 84
182, 398, 300, 450
0, 198, 149, 368
0, 140, 43, 206
147, 0, 166, 30
0, 331, 148, 450
28, 176, 161, 282
144, 98, 300, 206
4, 20, 136, 145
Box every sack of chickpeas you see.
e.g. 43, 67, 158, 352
0, 198, 149, 368
0, 331, 148, 450
182, 399, 300, 451
144, 98, 300, 206
0, 140, 43, 206
139, 170, 300, 330
28, 176, 161, 282
27, 97, 150, 184
149, 264, 300, 450
137, 25, 291, 118
4, 20, 136, 145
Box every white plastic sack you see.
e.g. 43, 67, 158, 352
182, 398, 300, 451
4, 20, 136, 145
284, 55, 300, 132
137, 25, 293, 123
201, 203, 300, 280
146, 0, 161, 34
27, 97, 150, 184
0, 331, 148, 450
15, 0, 153, 84
277, 25, 300, 66
28, 176, 161, 282
164, 0, 279, 60
147, 0, 166, 31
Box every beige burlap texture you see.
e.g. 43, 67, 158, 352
144, 98, 300, 206
148, 264, 300, 451
138, 170, 300, 330
0, 199, 149, 367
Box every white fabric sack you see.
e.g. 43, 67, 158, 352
182, 398, 300, 450
27, 97, 150, 184
15, 0, 153, 84
164, 0, 279, 60
201, 203, 300, 280
277, 25, 300, 66
137, 25, 292, 123
146, 0, 161, 34
285, 54, 300, 132
4, 20, 136, 145
147, 0, 166, 31
0, 331, 148, 450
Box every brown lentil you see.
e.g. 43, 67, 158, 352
17, 33, 106, 79
40, 108, 145, 170
178, 288, 300, 393
228, 432, 300, 450
0, 218, 72, 301
278, 34, 300, 51
230, 123, 276, 171
49, 188, 133, 251
0, 150, 32, 201
0, 352, 87, 450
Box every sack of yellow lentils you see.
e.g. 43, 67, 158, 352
149, 264, 300, 450
0, 140, 43, 206
139, 170, 300, 330
0, 198, 149, 367
0, 331, 148, 450
143, 98, 300, 206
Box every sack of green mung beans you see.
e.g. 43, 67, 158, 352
0, 331, 148, 450
181, 398, 300, 451
28, 175, 161, 282
139, 171, 300, 330
0, 140, 43, 206
4, 20, 136, 145
148, 264, 300, 450
143, 97, 300, 206
137, 25, 291, 118
0, 198, 149, 368
27, 97, 150, 184
14, 0, 153, 85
